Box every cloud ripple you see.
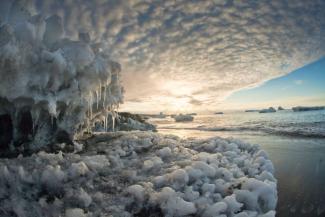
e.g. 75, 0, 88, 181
33, 0, 325, 111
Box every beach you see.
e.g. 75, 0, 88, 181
152, 111, 325, 217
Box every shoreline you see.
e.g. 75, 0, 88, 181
0, 131, 277, 217
157, 128, 325, 217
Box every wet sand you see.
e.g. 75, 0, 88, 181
158, 129, 325, 217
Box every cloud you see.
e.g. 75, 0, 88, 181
27, 0, 325, 111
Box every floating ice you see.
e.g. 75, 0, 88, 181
259, 107, 276, 113
174, 114, 194, 122
0, 132, 277, 216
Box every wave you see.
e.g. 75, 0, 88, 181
159, 124, 325, 138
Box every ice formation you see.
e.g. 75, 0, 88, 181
0, 0, 123, 153
114, 112, 156, 132
292, 106, 325, 112
258, 108, 276, 114
0, 132, 277, 216
174, 114, 194, 122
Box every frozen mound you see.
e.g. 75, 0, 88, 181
174, 114, 194, 122
115, 112, 156, 132
0, 0, 123, 153
0, 132, 277, 217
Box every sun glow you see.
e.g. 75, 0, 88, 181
161, 80, 194, 97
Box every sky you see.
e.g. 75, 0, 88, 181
221, 57, 325, 110
4, 0, 324, 113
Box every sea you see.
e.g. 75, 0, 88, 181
149, 109, 325, 217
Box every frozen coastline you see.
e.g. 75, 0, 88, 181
0, 131, 277, 217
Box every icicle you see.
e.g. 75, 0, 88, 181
104, 115, 108, 132
103, 117, 105, 131
89, 92, 93, 119
104, 117, 107, 132
107, 87, 112, 106
99, 83, 102, 106
95, 89, 99, 110
103, 84, 107, 108
112, 112, 115, 132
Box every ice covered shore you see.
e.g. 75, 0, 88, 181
0, 132, 277, 217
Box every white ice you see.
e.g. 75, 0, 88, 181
0, 132, 277, 217
0, 0, 124, 148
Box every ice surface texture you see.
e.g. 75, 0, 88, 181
0, 132, 277, 217
0, 0, 123, 152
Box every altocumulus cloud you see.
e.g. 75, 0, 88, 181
17, 0, 325, 110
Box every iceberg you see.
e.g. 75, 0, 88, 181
259, 107, 276, 113
174, 114, 194, 122
245, 110, 260, 112
292, 106, 325, 112
115, 112, 156, 132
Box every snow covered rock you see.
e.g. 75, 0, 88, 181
0, 132, 277, 217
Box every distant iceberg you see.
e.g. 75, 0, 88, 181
292, 106, 325, 112
157, 112, 167, 118
259, 107, 276, 113
245, 109, 260, 112
142, 112, 166, 119
174, 114, 194, 122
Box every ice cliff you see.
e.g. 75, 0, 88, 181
0, 0, 123, 154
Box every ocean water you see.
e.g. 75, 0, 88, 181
149, 110, 325, 217
151, 109, 325, 138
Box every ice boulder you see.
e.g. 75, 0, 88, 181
259, 107, 276, 113
151, 187, 197, 216
174, 114, 194, 122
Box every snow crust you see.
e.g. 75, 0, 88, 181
0, 132, 277, 216
0, 0, 123, 150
